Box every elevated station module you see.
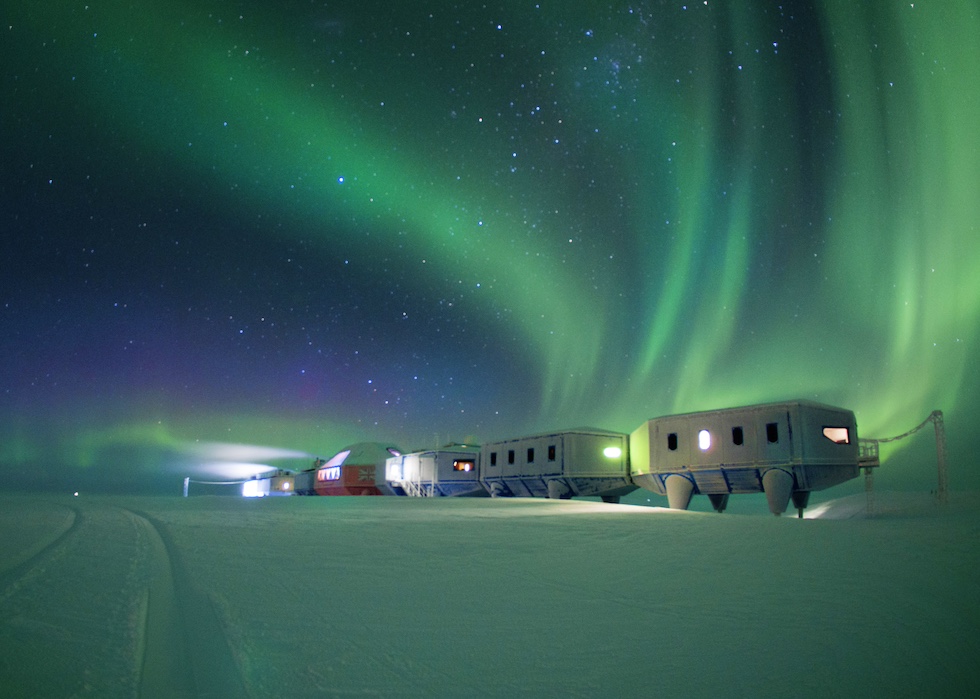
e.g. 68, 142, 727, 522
481, 428, 636, 503
386, 445, 485, 497
630, 400, 860, 516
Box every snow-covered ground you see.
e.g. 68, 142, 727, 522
1, 491, 978, 697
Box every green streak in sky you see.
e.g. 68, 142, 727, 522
634, 4, 762, 412
15, 1, 607, 421
816, 1, 980, 435
10, 1, 980, 459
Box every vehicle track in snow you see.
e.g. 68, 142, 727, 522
0, 502, 80, 603
122, 508, 249, 699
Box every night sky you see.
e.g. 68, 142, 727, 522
3, 1, 978, 493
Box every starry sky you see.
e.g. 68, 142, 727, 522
3, 1, 979, 494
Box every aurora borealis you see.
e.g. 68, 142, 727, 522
3, 1, 979, 493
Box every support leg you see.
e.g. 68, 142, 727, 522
791, 491, 810, 519
762, 469, 794, 516
664, 475, 695, 511
707, 493, 729, 513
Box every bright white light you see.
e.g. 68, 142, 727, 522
603, 446, 622, 459
386, 462, 405, 480
698, 430, 711, 451
242, 480, 269, 497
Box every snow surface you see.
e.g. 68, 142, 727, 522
1, 491, 978, 697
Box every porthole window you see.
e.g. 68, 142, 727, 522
667, 433, 678, 451
527, 448, 535, 463
508, 450, 515, 464
490, 452, 497, 466
548, 445, 556, 461
766, 422, 779, 443
698, 429, 711, 451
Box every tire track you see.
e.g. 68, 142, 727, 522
122, 508, 249, 699
123, 508, 195, 698
0, 503, 80, 603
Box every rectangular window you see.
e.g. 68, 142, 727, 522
490, 452, 497, 466
453, 460, 476, 472
508, 450, 515, 465
548, 445, 556, 461
667, 433, 678, 451
822, 427, 850, 444
317, 466, 341, 481
766, 422, 779, 443
527, 448, 534, 463
732, 426, 744, 445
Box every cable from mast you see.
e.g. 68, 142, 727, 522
864, 410, 948, 507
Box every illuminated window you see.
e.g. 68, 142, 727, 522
822, 427, 850, 444
453, 460, 475, 472
527, 448, 534, 463
732, 426, 744, 445
603, 446, 622, 459
508, 450, 515, 464
317, 466, 342, 481
548, 445, 556, 461
667, 433, 678, 451
766, 423, 779, 443
698, 430, 711, 451
490, 452, 497, 466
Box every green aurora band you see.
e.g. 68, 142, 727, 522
5, 1, 979, 487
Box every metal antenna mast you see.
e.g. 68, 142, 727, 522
868, 410, 948, 506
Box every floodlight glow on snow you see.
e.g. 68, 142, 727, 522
603, 446, 622, 459
698, 430, 711, 451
